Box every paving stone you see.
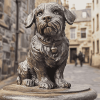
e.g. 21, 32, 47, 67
64, 64, 100, 100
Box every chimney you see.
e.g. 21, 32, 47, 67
63, 0, 69, 9
86, 3, 91, 9
71, 4, 76, 10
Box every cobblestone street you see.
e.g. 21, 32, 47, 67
64, 64, 100, 100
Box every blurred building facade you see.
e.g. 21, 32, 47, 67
0, 0, 35, 76
0, 0, 62, 78
64, 2, 92, 64
35, 0, 62, 7
0, 0, 98, 78
91, 0, 100, 67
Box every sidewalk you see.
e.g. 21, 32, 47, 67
0, 74, 17, 89
64, 64, 100, 100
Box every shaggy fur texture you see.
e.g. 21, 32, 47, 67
17, 2, 75, 89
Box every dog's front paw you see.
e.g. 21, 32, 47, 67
22, 79, 34, 87
55, 78, 71, 88
39, 77, 55, 89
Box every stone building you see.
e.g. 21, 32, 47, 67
35, 0, 62, 7
63, 2, 92, 64
91, 0, 100, 67
0, 0, 35, 76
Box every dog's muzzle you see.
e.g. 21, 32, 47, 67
37, 18, 61, 36
43, 25, 56, 36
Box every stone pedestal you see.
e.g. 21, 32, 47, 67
0, 84, 97, 100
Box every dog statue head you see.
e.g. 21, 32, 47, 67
25, 2, 76, 37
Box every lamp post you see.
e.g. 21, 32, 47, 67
14, 0, 20, 73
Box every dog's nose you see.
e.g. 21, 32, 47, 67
42, 16, 52, 22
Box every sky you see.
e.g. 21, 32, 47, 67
61, 0, 92, 10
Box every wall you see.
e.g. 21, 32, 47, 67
0, 0, 35, 76
91, 0, 100, 67
65, 20, 92, 64
35, 0, 62, 7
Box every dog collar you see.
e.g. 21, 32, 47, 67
36, 32, 63, 47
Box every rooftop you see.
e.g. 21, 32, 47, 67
73, 8, 91, 22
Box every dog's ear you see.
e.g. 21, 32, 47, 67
25, 9, 36, 28
64, 8, 76, 25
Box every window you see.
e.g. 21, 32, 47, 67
97, 40, 99, 53
82, 12, 87, 18
3, 51, 10, 59
97, 14, 99, 31
93, 18, 95, 33
6, 52, 10, 59
93, 41, 95, 54
70, 28, 76, 39
3, 38, 8, 44
81, 28, 86, 38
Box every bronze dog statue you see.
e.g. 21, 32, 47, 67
17, 2, 75, 89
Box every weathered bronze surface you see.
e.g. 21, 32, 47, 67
0, 84, 97, 100
17, 2, 76, 89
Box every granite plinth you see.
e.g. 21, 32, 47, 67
0, 84, 97, 100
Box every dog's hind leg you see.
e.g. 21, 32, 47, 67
17, 58, 36, 87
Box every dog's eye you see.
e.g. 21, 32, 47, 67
37, 11, 43, 16
53, 10, 59, 15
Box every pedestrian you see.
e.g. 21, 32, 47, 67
73, 53, 77, 66
78, 51, 84, 67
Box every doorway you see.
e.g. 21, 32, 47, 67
70, 48, 77, 63
82, 47, 89, 63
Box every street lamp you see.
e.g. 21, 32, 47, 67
14, 0, 20, 73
